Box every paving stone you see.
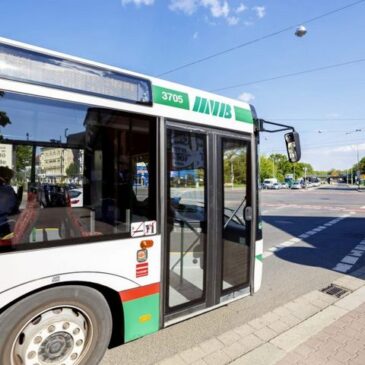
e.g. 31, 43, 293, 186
217, 330, 241, 346
231, 343, 285, 365
268, 319, 290, 334
294, 344, 316, 358
276, 351, 304, 365
324, 357, 345, 365
333, 276, 365, 291
280, 313, 302, 327
203, 349, 231, 365
199, 337, 224, 355
271, 306, 346, 352
334, 348, 355, 363
233, 323, 255, 338
223, 341, 250, 359
191, 360, 208, 365
238, 333, 263, 353
180, 346, 205, 364
248, 317, 267, 330
157, 354, 187, 365
273, 306, 294, 318
260, 311, 281, 325
255, 326, 278, 342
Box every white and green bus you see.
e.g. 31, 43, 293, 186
0, 37, 300, 365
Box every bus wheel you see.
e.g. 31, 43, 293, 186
0, 285, 112, 365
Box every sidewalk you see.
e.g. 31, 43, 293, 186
157, 266, 365, 365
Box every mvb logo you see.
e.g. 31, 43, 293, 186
192, 96, 232, 119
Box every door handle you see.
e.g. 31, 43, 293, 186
244, 206, 253, 222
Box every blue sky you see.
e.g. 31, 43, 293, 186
1, 0, 365, 170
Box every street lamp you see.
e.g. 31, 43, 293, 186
345, 129, 363, 187
230, 156, 235, 188
304, 167, 307, 188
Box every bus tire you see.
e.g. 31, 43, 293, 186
0, 285, 112, 365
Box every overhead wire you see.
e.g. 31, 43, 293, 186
211, 58, 365, 92
157, 0, 365, 77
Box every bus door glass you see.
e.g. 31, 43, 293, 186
221, 138, 250, 293
165, 124, 251, 319
166, 128, 207, 310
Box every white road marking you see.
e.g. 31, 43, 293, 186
333, 238, 365, 273
341, 256, 359, 265
333, 263, 353, 273
279, 241, 293, 247
263, 212, 356, 260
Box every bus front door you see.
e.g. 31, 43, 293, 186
164, 124, 252, 322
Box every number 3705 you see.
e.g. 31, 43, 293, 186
161, 91, 184, 104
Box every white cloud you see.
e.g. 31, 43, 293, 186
193, 31, 199, 39
169, 0, 197, 15
170, 0, 239, 25
202, 0, 229, 18
236, 3, 247, 14
227, 16, 239, 26
253, 6, 266, 19
332, 143, 365, 153
238, 92, 255, 103
121, 0, 154, 5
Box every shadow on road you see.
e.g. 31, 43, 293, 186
262, 215, 365, 274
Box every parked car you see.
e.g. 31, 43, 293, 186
68, 188, 83, 207
272, 183, 280, 190
291, 182, 302, 189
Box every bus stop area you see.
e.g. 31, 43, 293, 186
100, 262, 365, 365
152, 266, 365, 365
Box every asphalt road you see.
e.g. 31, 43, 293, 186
101, 184, 365, 365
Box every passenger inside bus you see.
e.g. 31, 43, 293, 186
0, 166, 18, 239
0, 91, 157, 251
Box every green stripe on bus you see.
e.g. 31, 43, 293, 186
234, 106, 253, 124
256, 254, 263, 262
153, 85, 190, 110
122, 293, 160, 342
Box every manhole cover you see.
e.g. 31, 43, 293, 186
320, 284, 350, 298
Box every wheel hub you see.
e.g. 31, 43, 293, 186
38, 332, 74, 362
12, 307, 91, 365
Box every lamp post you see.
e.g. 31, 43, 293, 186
345, 129, 362, 187
230, 156, 235, 188
304, 167, 307, 188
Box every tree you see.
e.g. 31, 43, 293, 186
0, 91, 11, 128
66, 162, 79, 178
15, 145, 32, 171
259, 153, 314, 181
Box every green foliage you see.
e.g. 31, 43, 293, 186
15, 145, 32, 171
66, 162, 79, 177
352, 156, 365, 174
223, 148, 247, 185
259, 153, 314, 181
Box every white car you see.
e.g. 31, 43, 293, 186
69, 188, 83, 207
291, 182, 301, 189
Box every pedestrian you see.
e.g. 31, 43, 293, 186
0, 166, 18, 238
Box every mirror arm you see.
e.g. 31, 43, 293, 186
256, 118, 295, 133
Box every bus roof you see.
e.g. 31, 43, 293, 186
0, 37, 254, 134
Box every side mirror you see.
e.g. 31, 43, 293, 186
285, 131, 301, 163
